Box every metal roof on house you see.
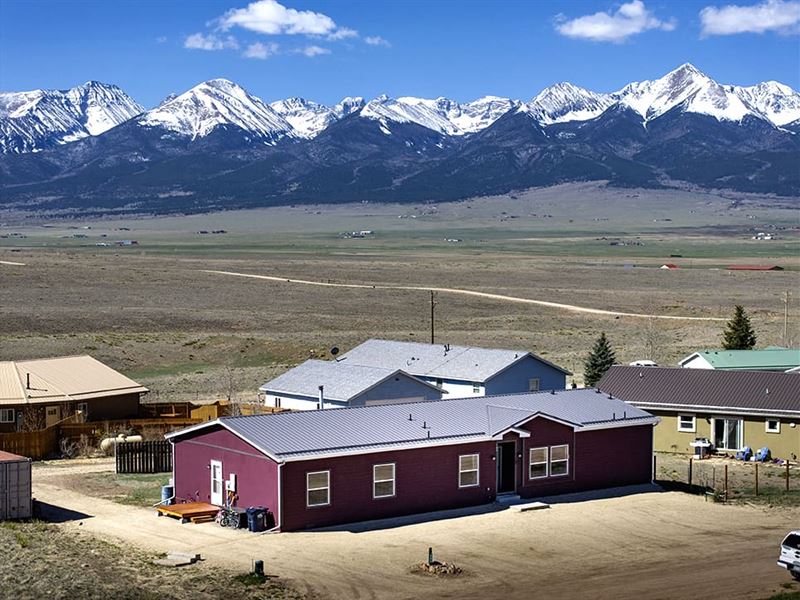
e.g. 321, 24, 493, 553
259, 359, 440, 402
336, 339, 570, 382
598, 366, 800, 416
0, 355, 148, 406
679, 348, 800, 371
168, 389, 655, 461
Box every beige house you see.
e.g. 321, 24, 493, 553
598, 366, 800, 460
0, 355, 148, 433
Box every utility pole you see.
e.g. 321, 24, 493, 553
783, 290, 792, 346
430, 290, 438, 344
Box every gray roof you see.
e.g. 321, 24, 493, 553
259, 359, 439, 402
337, 339, 570, 382
598, 366, 800, 416
168, 389, 655, 460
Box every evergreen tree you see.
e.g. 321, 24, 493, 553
722, 305, 757, 350
584, 332, 617, 387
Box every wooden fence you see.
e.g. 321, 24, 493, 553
0, 427, 58, 460
115, 440, 173, 474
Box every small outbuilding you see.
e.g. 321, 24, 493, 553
0, 451, 32, 520
727, 265, 784, 271
167, 390, 657, 531
679, 348, 800, 372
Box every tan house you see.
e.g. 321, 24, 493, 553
598, 366, 800, 460
0, 355, 148, 433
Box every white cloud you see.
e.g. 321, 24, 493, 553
243, 41, 279, 59
365, 35, 390, 46
219, 0, 345, 37
297, 45, 331, 57
327, 27, 359, 41
555, 0, 676, 42
184, 32, 239, 51
699, 0, 800, 35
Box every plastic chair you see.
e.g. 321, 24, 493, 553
755, 447, 771, 462
735, 446, 752, 461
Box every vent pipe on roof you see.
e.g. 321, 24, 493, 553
26, 373, 30, 390
427, 430, 431, 439
408, 413, 413, 421
318, 385, 324, 410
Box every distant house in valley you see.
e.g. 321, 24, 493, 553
659, 264, 679, 270
167, 389, 657, 531
679, 348, 800, 372
260, 360, 445, 410
598, 366, 800, 458
335, 339, 570, 398
0, 355, 148, 433
727, 265, 784, 271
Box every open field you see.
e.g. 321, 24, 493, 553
1, 184, 798, 396
23, 457, 800, 600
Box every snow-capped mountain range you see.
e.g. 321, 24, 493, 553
3, 63, 798, 156
0, 81, 143, 153
1, 63, 798, 215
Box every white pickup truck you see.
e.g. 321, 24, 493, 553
778, 531, 800, 580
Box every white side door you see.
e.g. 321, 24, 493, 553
210, 460, 223, 505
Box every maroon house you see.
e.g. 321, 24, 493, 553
166, 389, 657, 531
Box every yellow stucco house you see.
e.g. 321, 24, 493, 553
598, 366, 800, 460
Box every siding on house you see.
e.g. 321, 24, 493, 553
0, 392, 142, 433
648, 410, 800, 459
172, 425, 280, 514
485, 355, 567, 395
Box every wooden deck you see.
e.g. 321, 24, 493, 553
156, 502, 219, 523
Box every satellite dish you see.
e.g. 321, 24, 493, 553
330, 346, 340, 356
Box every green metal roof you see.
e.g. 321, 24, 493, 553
680, 348, 800, 371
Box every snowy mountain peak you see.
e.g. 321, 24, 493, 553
139, 79, 292, 142
269, 96, 336, 138
0, 81, 143, 153
524, 82, 613, 125
733, 81, 800, 127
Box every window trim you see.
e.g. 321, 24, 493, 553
372, 463, 396, 499
678, 413, 696, 433
528, 378, 540, 392
458, 454, 480, 488
549, 444, 570, 477
0, 408, 14, 423
306, 470, 331, 507
529, 446, 548, 479
766, 418, 781, 434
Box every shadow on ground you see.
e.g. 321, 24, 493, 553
34, 500, 92, 523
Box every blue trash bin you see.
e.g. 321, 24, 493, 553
247, 507, 267, 532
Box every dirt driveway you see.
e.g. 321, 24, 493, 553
32, 460, 798, 600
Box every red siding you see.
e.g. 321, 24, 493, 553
173, 426, 280, 519
280, 441, 496, 531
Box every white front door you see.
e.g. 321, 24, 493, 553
210, 460, 223, 505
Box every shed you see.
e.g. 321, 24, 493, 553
167, 389, 657, 531
0, 451, 32, 520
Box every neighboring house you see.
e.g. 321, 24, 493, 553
598, 366, 800, 459
0, 355, 148, 433
335, 339, 570, 398
679, 348, 800, 371
727, 265, 784, 271
659, 264, 679, 270
166, 389, 657, 531
260, 359, 445, 410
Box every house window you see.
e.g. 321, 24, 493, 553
0, 409, 14, 423
472, 382, 481, 394
678, 414, 696, 433
373, 463, 396, 498
458, 454, 479, 488
529, 447, 548, 479
274, 397, 281, 408
713, 418, 742, 451
550, 445, 569, 476
306, 470, 330, 507
77, 402, 88, 421
766, 419, 781, 434
528, 378, 540, 392
435, 378, 443, 387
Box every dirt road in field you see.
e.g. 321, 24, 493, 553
0, 260, 25, 266
33, 461, 797, 600
200, 269, 724, 321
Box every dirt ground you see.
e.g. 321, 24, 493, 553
24, 458, 800, 600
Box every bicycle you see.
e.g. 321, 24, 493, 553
216, 489, 240, 529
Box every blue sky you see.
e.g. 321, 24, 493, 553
1, 0, 798, 108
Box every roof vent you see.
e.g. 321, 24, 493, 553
766, 387, 770, 395
408, 413, 413, 421
608, 393, 613, 400
422, 421, 428, 429
550, 389, 555, 395
427, 430, 431, 439
612, 412, 616, 420
595, 388, 601, 394
639, 371, 643, 378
